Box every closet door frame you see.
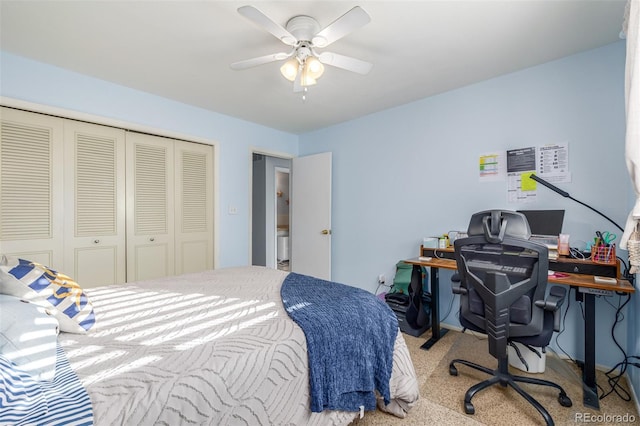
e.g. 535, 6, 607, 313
1, 99, 218, 276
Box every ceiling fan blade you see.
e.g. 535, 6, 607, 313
311, 6, 370, 48
318, 52, 372, 75
238, 5, 297, 46
230, 53, 289, 70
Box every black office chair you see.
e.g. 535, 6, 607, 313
449, 210, 572, 426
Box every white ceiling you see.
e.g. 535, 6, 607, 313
0, 1, 628, 134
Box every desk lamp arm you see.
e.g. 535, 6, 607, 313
530, 174, 624, 233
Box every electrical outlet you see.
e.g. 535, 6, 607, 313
228, 205, 238, 215
378, 274, 385, 284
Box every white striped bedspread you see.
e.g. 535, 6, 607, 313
60, 266, 420, 425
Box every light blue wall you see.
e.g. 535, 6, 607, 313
0, 52, 299, 268
299, 41, 635, 370
2, 42, 638, 390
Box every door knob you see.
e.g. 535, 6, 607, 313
150, 237, 155, 242
321, 229, 331, 235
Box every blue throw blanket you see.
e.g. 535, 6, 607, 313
281, 273, 398, 413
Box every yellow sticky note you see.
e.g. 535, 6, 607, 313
521, 172, 536, 191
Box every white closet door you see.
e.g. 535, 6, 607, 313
0, 107, 64, 268
174, 140, 214, 274
63, 120, 126, 287
126, 132, 175, 281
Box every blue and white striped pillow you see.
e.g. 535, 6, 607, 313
0, 256, 95, 334
0, 353, 49, 424
0, 345, 94, 426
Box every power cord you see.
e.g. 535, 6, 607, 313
554, 287, 578, 365
375, 280, 392, 296
617, 256, 635, 285
439, 284, 456, 323
597, 293, 639, 402
555, 288, 640, 403
568, 246, 587, 260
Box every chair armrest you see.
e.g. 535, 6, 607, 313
451, 273, 468, 295
535, 286, 567, 331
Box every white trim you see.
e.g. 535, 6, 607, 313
248, 147, 293, 266
251, 146, 295, 160
629, 371, 640, 419
212, 144, 220, 269
1, 96, 220, 270
274, 166, 290, 266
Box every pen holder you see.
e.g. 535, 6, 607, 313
591, 244, 616, 264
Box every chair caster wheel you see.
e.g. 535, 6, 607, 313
449, 365, 458, 376
558, 393, 572, 407
464, 402, 475, 415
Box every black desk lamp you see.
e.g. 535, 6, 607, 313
529, 174, 624, 233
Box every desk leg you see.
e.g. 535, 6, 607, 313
421, 265, 448, 350
582, 292, 600, 410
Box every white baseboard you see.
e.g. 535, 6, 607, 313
627, 372, 640, 418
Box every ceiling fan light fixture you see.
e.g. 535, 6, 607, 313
280, 58, 299, 82
301, 76, 317, 87
304, 56, 324, 80
235, 5, 372, 94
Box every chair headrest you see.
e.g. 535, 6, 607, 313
467, 210, 531, 243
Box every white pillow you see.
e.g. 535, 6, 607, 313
0, 255, 95, 334
0, 294, 59, 381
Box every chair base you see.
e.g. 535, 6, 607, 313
449, 357, 572, 426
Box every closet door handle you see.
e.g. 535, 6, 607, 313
94, 239, 100, 244
149, 237, 155, 242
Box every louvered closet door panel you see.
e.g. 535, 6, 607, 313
126, 132, 175, 281
0, 107, 64, 267
174, 140, 214, 274
63, 120, 126, 287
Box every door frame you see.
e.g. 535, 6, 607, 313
274, 166, 290, 268
248, 147, 293, 267
2, 97, 220, 270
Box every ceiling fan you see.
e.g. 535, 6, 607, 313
231, 5, 373, 93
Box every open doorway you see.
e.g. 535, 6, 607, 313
275, 167, 290, 271
251, 153, 291, 270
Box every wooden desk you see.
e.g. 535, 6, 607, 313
404, 247, 634, 410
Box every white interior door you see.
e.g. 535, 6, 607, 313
0, 108, 64, 268
126, 132, 175, 281
63, 120, 126, 287
174, 140, 214, 274
290, 152, 332, 280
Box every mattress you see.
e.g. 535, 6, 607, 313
59, 266, 419, 425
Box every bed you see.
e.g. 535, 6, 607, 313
1, 263, 419, 425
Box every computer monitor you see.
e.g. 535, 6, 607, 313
517, 210, 565, 237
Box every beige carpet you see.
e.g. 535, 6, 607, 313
351, 329, 639, 426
